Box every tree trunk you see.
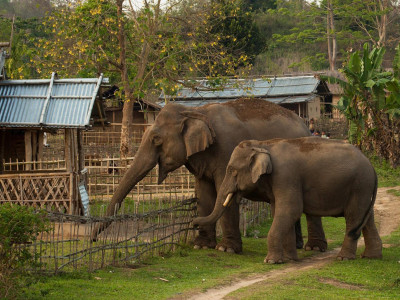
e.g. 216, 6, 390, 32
377, 0, 388, 47
117, 0, 133, 159
327, 0, 337, 71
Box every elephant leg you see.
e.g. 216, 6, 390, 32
193, 179, 217, 250
275, 204, 304, 250
337, 215, 360, 260
283, 224, 298, 261
294, 219, 304, 249
216, 196, 242, 253
361, 212, 382, 259
304, 215, 327, 252
265, 198, 302, 264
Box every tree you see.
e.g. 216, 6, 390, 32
323, 44, 400, 166
339, 0, 400, 47
35, 0, 251, 157
0, 0, 52, 19
208, 0, 265, 62
326, 0, 337, 71
271, 0, 400, 71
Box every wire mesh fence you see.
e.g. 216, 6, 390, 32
23, 197, 268, 274
2, 159, 270, 273
30, 197, 197, 273
2, 125, 270, 273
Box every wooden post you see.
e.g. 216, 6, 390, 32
37, 131, 44, 162
77, 129, 85, 173
0, 130, 4, 174
64, 129, 72, 172
31, 131, 38, 169
25, 131, 32, 171
73, 129, 79, 174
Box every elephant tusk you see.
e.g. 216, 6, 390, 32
223, 193, 233, 207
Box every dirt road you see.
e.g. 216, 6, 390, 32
188, 187, 400, 300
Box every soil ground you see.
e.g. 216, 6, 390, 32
187, 186, 400, 300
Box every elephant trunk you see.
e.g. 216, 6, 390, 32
91, 146, 158, 241
193, 193, 234, 227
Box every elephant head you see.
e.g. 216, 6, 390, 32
193, 142, 272, 226
91, 103, 216, 239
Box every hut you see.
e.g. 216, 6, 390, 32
83, 86, 161, 153
158, 75, 332, 121
323, 70, 345, 119
0, 72, 109, 215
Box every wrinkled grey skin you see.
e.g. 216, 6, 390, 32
91, 98, 327, 253
194, 137, 382, 263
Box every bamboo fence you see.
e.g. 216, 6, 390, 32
28, 198, 198, 273
2, 127, 270, 273
22, 198, 268, 273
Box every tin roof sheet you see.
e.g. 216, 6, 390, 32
0, 73, 109, 128
159, 76, 321, 100
157, 95, 316, 108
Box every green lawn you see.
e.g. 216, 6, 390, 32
21, 216, 373, 300
229, 227, 400, 299
20, 160, 400, 300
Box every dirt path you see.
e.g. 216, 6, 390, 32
188, 187, 400, 300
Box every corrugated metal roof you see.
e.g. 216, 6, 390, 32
159, 76, 321, 100
157, 94, 317, 108
0, 73, 109, 129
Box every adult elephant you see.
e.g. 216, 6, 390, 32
91, 98, 327, 253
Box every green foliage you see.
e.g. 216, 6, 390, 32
209, 0, 265, 60
322, 43, 400, 166
0, 204, 50, 299
244, 0, 277, 12
370, 155, 400, 187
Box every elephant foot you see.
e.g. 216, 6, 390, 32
336, 256, 356, 261
304, 239, 327, 252
284, 250, 298, 261
336, 251, 356, 261
361, 248, 382, 259
194, 245, 212, 250
215, 239, 242, 254
296, 240, 304, 249
264, 255, 284, 264
193, 236, 217, 250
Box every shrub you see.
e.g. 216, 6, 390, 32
0, 204, 50, 299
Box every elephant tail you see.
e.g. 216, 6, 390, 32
348, 169, 378, 240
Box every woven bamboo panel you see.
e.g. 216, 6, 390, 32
0, 172, 76, 213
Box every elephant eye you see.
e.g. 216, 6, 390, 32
152, 135, 163, 146
231, 169, 237, 177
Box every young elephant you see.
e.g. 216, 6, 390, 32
193, 137, 382, 263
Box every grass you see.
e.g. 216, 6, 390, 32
22, 209, 400, 299
18, 158, 400, 299
22, 215, 347, 300
387, 189, 400, 197
371, 155, 400, 187
89, 197, 174, 216
229, 228, 400, 299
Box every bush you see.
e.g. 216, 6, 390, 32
0, 204, 50, 299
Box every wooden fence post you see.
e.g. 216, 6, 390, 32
25, 131, 32, 171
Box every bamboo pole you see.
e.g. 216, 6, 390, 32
24, 131, 32, 171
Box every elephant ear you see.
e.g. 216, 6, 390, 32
180, 111, 216, 158
250, 147, 272, 184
